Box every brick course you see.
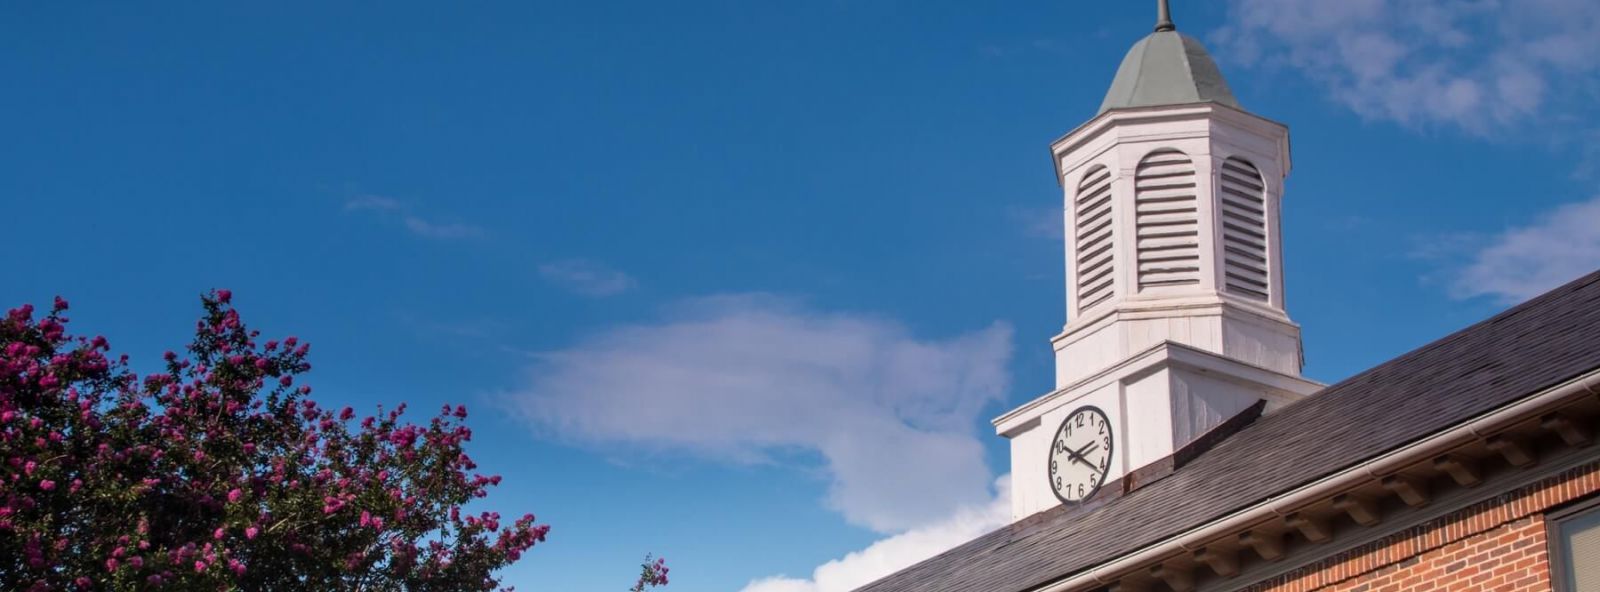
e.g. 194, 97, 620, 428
1242, 462, 1600, 592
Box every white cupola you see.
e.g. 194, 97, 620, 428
998, 1, 1323, 522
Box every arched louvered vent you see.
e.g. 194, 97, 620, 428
1074, 165, 1115, 311
1134, 149, 1200, 290
1219, 157, 1270, 301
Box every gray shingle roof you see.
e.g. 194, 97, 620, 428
1099, 31, 1240, 115
856, 269, 1600, 592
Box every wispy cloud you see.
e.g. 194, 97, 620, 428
392, 309, 503, 341
401, 218, 484, 240
1415, 194, 1600, 304
1212, 0, 1600, 135
979, 38, 1070, 59
344, 194, 405, 212
1007, 203, 1064, 241
740, 475, 1011, 592
501, 294, 1012, 533
537, 259, 637, 297
345, 194, 485, 240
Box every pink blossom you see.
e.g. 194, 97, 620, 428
0, 293, 559, 590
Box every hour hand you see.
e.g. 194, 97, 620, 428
1067, 443, 1099, 469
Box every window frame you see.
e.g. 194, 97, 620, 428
1547, 494, 1600, 592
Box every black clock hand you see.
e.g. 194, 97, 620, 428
1062, 446, 1087, 465
1067, 442, 1099, 470
1062, 442, 1098, 468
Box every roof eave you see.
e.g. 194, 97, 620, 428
1032, 366, 1600, 592
1047, 102, 1290, 186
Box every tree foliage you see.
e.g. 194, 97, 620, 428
630, 555, 670, 592
0, 292, 562, 591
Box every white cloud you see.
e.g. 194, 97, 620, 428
1213, 0, 1600, 134
537, 259, 637, 297
504, 295, 1013, 533
741, 475, 1012, 592
344, 194, 485, 240
1438, 194, 1600, 304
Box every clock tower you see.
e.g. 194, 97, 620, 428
998, 1, 1322, 521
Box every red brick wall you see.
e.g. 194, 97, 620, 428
1241, 462, 1600, 592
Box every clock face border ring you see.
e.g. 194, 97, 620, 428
1046, 405, 1113, 506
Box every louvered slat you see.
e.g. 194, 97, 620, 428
1075, 165, 1115, 310
1220, 157, 1270, 301
1135, 149, 1199, 291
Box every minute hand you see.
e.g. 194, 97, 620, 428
1065, 442, 1099, 470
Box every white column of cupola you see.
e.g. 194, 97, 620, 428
996, 1, 1323, 523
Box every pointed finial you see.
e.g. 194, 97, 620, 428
1155, 0, 1176, 32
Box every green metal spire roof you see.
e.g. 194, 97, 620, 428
1098, 3, 1240, 115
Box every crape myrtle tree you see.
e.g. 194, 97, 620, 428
0, 291, 669, 591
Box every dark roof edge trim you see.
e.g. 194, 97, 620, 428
1122, 400, 1267, 494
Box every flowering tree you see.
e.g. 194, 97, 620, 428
0, 292, 667, 591
630, 555, 670, 592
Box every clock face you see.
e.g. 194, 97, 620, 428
1048, 406, 1114, 504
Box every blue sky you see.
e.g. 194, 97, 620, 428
3, 1, 1599, 590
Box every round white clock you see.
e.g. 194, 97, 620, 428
1048, 406, 1113, 504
